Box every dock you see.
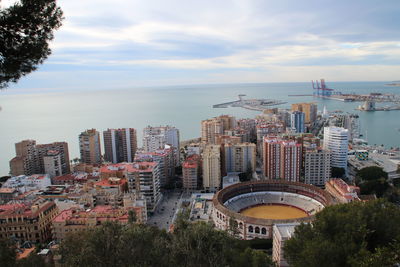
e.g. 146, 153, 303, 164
213, 95, 286, 111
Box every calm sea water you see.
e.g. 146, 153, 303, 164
1, 81, 399, 176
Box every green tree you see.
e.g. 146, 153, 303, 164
331, 167, 345, 178
128, 210, 137, 224
356, 166, 389, 197
284, 199, 400, 267
0, 237, 16, 267
0, 0, 63, 88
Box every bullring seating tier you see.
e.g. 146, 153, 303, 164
223, 191, 324, 215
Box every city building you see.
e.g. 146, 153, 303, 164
10, 140, 70, 176
103, 128, 137, 163
304, 147, 331, 186
51, 172, 99, 185
2, 174, 51, 193
263, 137, 302, 182
142, 126, 180, 166
43, 150, 63, 178
124, 162, 161, 211
52, 205, 144, 241
182, 154, 201, 190
325, 178, 360, 203
79, 129, 102, 165
135, 147, 175, 187
290, 111, 305, 133
0, 200, 58, 243
323, 127, 349, 171
272, 223, 301, 267
224, 143, 256, 174
201, 115, 236, 144
202, 145, 221, 191
291, 102, 317, 125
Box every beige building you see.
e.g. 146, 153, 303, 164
202, 145, 221, 191
272, 223, 300, 267
201, 115, 236, 144
0, 200, 58, 243
52, 205, 145, 242
79, 129, 102, 165
291, 102, 317, 125
10, 140, 70, 176
224, 143, 256, 174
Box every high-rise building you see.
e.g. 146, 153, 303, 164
182, 154, 201, 190
79, 129, 102, 165
263, 137, 302, 182
43, 150, 63, 178
125, 162, 161, 211
135, 147, 175, 187
201, 115, 236, 144
142, 126, 180, 165
10, 140, 70, 176
323, 127, 349, 171
202, 145, 221, 191
224, 143, 256, 174
36, 142, 70, 175
103, 128, 137, 163
290, 111, 305, 133
291, 103, 317, 125
304, 147, 331, 186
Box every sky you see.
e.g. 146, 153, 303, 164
2, 0, 400, 93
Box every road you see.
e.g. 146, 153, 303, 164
147, 189, 182, 230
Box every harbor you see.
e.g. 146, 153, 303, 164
311, 79, 400, 111
213, 94, 286, 111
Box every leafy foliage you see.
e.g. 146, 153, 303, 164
356, 166, 389, 197
58, 221, 275, 267
284, 199, 400, 267
0, 0, 63, 88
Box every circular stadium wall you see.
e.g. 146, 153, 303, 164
212, 180, 333, 240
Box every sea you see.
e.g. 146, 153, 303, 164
1, 81, 399, 176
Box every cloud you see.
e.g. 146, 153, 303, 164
5, 0, 400, 91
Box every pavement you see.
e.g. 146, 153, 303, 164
147, 189, 183, 230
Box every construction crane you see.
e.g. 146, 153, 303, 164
312, 79, 334, 97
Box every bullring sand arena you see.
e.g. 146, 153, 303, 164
212, 181, 333, 239
240, 204, 308, 220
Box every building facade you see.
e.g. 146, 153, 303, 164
202, 145, 221, 191
10, 140, 70, 176
291, 102, 317, 125
263, 137, 302, 182
304, 147, 331, 186
290, 111, 305, 133
182, 154, 201, 190
0, 200, 58, 243
323, 127, 349, 171
224, 143, 256, 174
103, 128, 137, 163
79, 129, 102, 165
43, 150, 63, 178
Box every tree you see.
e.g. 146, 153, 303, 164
356, 166, 389, 197
128, 209, 137, 224
58, 220, 274, 267
331, 167, 345, 178
0, 237, 16, 267
284, 199, 400, 267
0, 0, 63, 88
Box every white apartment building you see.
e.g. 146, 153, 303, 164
323, 127, 349, 171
